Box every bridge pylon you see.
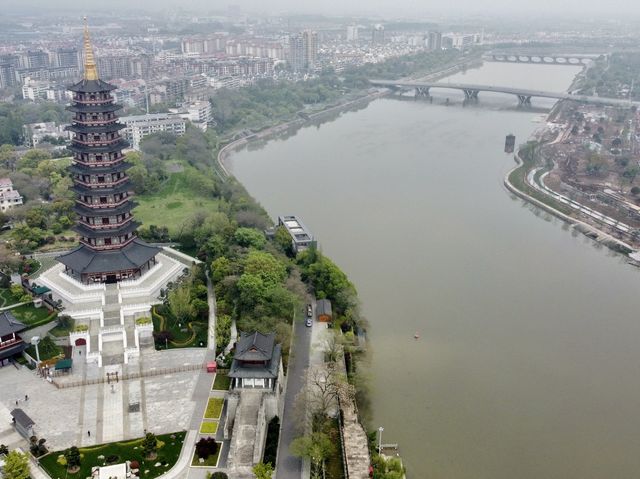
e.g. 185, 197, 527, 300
415, 87, 430, 98
463, 89, 479, 101
517, 94, 532, 106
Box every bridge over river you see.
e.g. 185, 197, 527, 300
484, 52, 603, 65
369, 79, 637, 107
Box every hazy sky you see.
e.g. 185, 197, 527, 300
7, 0, 640, 18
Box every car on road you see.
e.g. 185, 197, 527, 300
305, 317, 313, 327
306, 304, 313, 317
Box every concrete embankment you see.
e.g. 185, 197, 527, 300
503, 152, 635, 255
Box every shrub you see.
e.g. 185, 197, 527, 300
209, 472, 228, 479
105, 454, 119, 464
195, 437, 218, 459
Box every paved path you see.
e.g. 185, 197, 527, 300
275, 315, 313, 479
206, 271, 217, 353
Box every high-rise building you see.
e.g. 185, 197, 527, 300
24, 50, 50, 69
428, 31, 442, 51
346, 24, 359, 42
55, 47, 79, 68
0, 62, 18, 89
58, 21, 159, 284
372, 24, 385, 44
288, 30, 318, 72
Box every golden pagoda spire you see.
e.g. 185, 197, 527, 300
82, 17, 99, 81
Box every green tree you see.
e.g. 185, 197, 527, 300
211, 257, 232, 282
64, 446, 81, 472
290, 432, 335, 479
233, 227, 266, 249
243, 250, 287, 288
236, 273, 267, 310
3, 450, 30, 479
273, 225, 293, 254
168, 286, 195, 322
252, 462, 274, 479
142, 432, 158, 459
215, 314, 232, 353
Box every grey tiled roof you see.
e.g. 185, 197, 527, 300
0, 311, 26, 337
56, 239, 159, 275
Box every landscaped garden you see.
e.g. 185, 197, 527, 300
199, 421, 218, 434
10, 302, 57, 328
151, 264, 209, 349
39, 431, 186, 479
191, 437, 220, 468
211, 372, 231, 391
25, 336, 62, 361
0, 287, 22, 307
203, 398, 224, 420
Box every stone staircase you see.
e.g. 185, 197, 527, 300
227, 390, 264, 475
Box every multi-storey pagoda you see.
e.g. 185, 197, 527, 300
58, 21, 159, 284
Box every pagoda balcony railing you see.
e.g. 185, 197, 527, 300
80, 236, 136, 251
72, 98, 113, 105
76, 197, 131, 209
74, 177, 128, 188
71, 137, 122, 147
0, 337, 23, 350
73, 157, 126, 168
78, 217, 133, 230
73, 119, 119, 126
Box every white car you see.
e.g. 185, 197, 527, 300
305, 317, 313, 327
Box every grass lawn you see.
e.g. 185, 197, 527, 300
10, 303, 57, 327
151, 306, 208, 349
0, 288, 21, 308
199, 421, 218, 434
212, 372, 231, 391
191, 447, 220, 468
25, 339, 62, 362
39, 431, 186, 479
135, 171, 219, 235
203, 398, 224, 420
49, 323, 72, 338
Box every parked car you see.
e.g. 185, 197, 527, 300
305, 317, 313, 327
306, 304, 313, 317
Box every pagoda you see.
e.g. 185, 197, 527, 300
57, 20, 159, 284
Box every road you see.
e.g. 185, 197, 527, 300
275, 310, 313, 479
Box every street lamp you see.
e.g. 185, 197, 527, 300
31, 336, 41, 364
378, 426, 384, 454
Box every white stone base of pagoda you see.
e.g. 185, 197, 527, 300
35, 247, 198, 366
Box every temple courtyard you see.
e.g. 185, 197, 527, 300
0, 346, 208, 451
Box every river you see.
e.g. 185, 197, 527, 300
227, 62, 640, 479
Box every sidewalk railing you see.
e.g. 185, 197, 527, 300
51, 362, 206, 389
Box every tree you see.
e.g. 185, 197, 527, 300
3, 450, 30, 479
215, 314, 232, 353
290, 432, 335, 479
274, 225, 293, 255
142, 432, 158, 459
64, 446, 81, 472
195, 437, 218, 459
252, 462, 274, 479
243, 250, 287, 288
233, 227, 266, 249
168, 286, 195, 322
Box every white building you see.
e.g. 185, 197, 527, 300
170, 100, 213, 131
22, 78, 50, 101
23, 122, 69, 148
119, 113, 187, 150
346, 24, 359, 42
0, 178, 23, 211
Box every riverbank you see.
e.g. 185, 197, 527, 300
217, 88, 389, 177
217, 54, 483, 177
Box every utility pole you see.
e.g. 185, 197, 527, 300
378, 426, 384, 453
